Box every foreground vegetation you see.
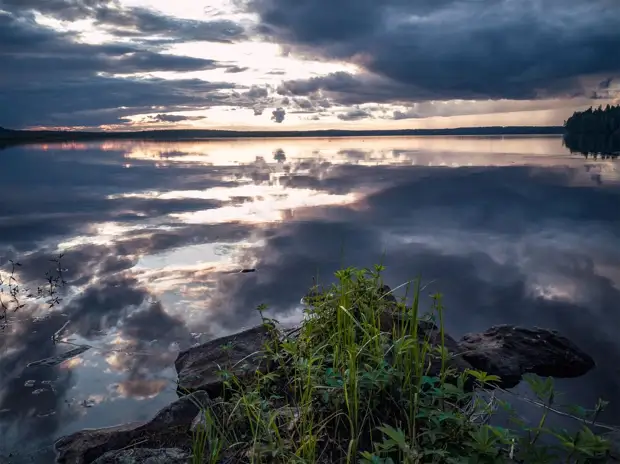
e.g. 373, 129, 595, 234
187, 266, 612, 464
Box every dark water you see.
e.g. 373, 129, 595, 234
0, 136, 619, 461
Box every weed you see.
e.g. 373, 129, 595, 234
0, 254, 67, 331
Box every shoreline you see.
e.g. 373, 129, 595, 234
0, 126, 565, 149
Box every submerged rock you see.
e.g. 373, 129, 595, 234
27, 344, 91, 368
458, 325, 595, 388
55, 391, 208, 464
175, 325, 272, 397
91, 448, 190, 464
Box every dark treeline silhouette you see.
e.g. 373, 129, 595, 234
564, 104, 620, 159
0, 125, 564, 149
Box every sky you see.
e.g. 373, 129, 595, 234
1, 0, 619, 131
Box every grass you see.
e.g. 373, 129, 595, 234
187, 265, 613, 463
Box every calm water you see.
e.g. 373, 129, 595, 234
0, 136, 619, 460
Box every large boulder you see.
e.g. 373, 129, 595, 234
91, 448, 190, 464
55, 391, 209, 464
175, 325, 272, 397
458, 325, 595, 388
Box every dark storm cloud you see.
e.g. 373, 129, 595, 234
0, 0, 115, 21
0, 11, 242, 128
243, 0, 620, 103
337, 108, 372, 121
0, 17, 233, 127
226, 66, 250, 74
271, 107, 286, 123
287, 97, 331, 114
245, 86, 269, 99
93, 7, 246, 43
2, 0, 246, 43
277, 72, 417, 106
1, 73, 232, 127
146, 114, 206, 123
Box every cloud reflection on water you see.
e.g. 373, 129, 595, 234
0, 136, 619, 460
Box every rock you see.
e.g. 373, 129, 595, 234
91, 448, 190, 464
190, 411, 206, 433
416, 320, 474, 378
175, 325, 272, 397
55, 391, 209, 464
604, 430, 620, 462
378, 284, 397, 304
458, 325, 595, 389
378, 304, 474, 378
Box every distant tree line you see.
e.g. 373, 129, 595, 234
563, 104, 620, 158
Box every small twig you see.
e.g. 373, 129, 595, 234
497, 387, 620, 432
53, 320, 70, 343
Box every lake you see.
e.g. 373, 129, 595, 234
0, 136, 619, 461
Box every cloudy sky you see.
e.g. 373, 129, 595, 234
1, 0, 619, 131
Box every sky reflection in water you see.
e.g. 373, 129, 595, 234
0, 136, 619, 460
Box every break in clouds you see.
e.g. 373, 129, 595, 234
1, 0, 619, 128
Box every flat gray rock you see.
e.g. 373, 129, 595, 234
91, 448, 190, 464
55, 391, 209, 464
458, 325, 595, 388
175, 325, 271, 397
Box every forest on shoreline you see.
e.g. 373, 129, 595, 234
563, 104, 620, 158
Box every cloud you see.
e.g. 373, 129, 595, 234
277, 71, 420, 106
145, 114, 206, 123
271, 107, 286, 123
0, 74, 236, 128
337, 108, 372, 121
225, 66, 250, 74
389, 98, 594, 120
1, 0, 115, 22
245, 86, 269, 99
0, 7, 248, 128
244, 0, 620, 104
3, 0, 246, 43
93, 7, 246, 43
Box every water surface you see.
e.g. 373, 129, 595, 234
0, 136, 619, 460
